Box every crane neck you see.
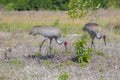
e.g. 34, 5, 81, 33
56, 39, 64, 45
96, 34, 102, 39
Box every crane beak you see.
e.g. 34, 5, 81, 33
65, 45, 67, 52
103, 35, 106, 45
64, 41, 68, 52
103, 38, 106, 45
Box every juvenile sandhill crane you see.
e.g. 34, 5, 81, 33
29, 25, 68, 57
83, 23, 106, 49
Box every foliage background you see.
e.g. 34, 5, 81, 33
0, 0, 69, 11
0, 0, 120, 11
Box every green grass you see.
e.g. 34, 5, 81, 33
34, 52, 41, 57
113, 23, 120, 34
58, 71, 70, 80
99, 66, 104, 73
0, 75, 10, 80
56, 61, 74, 68
10, 59, 22, 65
41, 60, 51, 66
80, 62, 87, 67
63, 61, 74, 65
99, 76, 104, 80
58, 24, 83, 34
0, 22, 34, 32
96, 51, 105, 57
56, 63, 63, 68
0, 22, 83, 35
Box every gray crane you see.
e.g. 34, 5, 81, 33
29, 25, 68, 57
83, 23, 106, 49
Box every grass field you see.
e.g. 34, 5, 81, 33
0, 9, 120, 80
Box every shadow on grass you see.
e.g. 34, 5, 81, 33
26, 54, 55, 60
71, 57, 78, 63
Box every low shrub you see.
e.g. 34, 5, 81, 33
75, 39, 93, 66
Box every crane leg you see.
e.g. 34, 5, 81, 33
91, 41, 95, 49
49, 38, 54, 62
91, 37, 95, 49
39, 38, 47, 55
38, 38, 47, 63
49, 38, 53, 56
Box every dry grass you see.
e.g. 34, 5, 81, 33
0, 11, 85, 24
0, 9, 120, 34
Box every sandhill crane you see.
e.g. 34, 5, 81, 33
83, 23, 106, 49
29, 25, 68, 57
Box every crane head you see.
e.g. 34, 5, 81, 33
29, 26, 39, 36
56, 38, 68, 52
29, 31, 32, 35
103, 34, 106, 45
64, 41, 67, 46
64, 41, 68, 52
29, 31, 37, 36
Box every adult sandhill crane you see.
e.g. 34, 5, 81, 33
29, 25, 68, 57
83, 23, 106, 49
